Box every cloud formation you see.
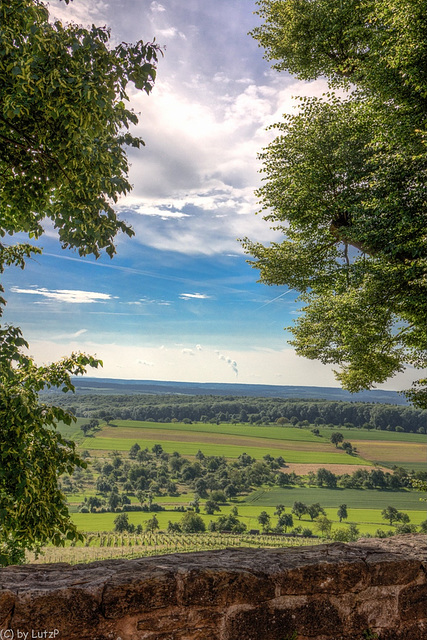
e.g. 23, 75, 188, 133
11, 287, 114, 304
179, 293, 211, 300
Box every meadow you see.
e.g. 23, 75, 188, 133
80, 420, 370, 465
48, 414, 427, 564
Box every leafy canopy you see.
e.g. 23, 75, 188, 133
0, 0, 160, 565
1, 0, 160, 258
244, 0, 427, 406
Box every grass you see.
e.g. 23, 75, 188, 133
103, 420, 324, 442
241, 485, 425, 509
70, 496, 425, 534
318, 427, 426, 443
81, 436, 369, 464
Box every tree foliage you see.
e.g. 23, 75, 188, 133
244, 0, 427, 407
1, 0, 160, 258
0, 0, 160, 565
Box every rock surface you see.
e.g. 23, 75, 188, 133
0, 535, 426, 640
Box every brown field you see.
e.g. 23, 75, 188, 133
100, 426, 335, 452
352, 440, 426, 464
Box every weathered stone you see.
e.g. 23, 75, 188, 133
0, 535, 425, 640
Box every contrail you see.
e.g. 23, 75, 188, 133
255, 289, 295, 311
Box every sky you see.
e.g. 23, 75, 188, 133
2, 0, 421, 390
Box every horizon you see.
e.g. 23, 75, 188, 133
68, 376, 409, 405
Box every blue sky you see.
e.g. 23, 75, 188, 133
2, 0, 420, 389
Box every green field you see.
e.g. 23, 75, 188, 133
70, 502, 425, 537
241, 486, 424, 509
317, 427, 426, 443
103, 421, 325, 442
55, 417, 426, 550
81, 436, 368, 464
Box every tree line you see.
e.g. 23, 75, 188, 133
47, 392, 427, 433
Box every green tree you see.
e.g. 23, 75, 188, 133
337, 504, 348, 523
0, 0, 160, 566
204, 499, 220, 515
315, 515, 332, 538
331, 432, 344, 448
257, 510, 271, 532
145, 514, 160, 533
307, 503, 326, 521
381, 506, 400, 526
167, 520, 182, 533
180, 512, 206, 533
274, 504, 285, 517
113, 512, 134, 533
244, 0, 427, 407
129, 443, 141, 459
292, 501, 307, 520
277, 513, 293, 532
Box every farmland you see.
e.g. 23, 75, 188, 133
38, 401, 426, 564
81, 420, 368, 465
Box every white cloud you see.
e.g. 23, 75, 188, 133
134, 205, 190, 219
157, 27, 186, 40
10, 287, 115, 304
150, 1, 166, 12
72, 329, 88, 338
179, 293, 211, 300
47, 0, 109, 27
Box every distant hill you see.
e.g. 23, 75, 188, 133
71, 378, 408, 405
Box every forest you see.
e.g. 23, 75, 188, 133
46, 392, 427, 433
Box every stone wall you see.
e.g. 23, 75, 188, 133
0, 535, 426, 640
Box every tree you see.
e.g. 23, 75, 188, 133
278, 513, 293, 532
292, 501, 307, 520
0, 0, 160, 566
204, 499, 220, 515
274, 504, 285, 517
212, 514, 247, 534
167, 521, 182, 533
342, 442, 354, 455
331, 432, 344, 448
114, 513, 134, 534
180, 512, 206, 533
337, 504, 348, 523
316, 468, 337, 489
307, 503, 326, 521
152, 444, 164, 457
257, 511, 271, 532
315, 516, 332, 538
381, 506, 400, 526
108, 491, 120, 512
145, 514, 160, 533
129, 443, 141, 459
80, 423, 93, 436
244, 0, 427, 408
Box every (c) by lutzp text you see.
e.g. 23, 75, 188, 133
0, 630, 60, 639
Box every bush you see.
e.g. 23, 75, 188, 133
302, 528, 313, 537
180, 512, 206, 533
